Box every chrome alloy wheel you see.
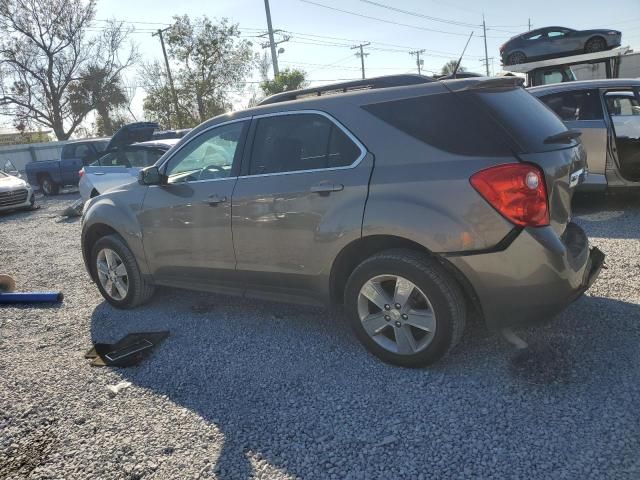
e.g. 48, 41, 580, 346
96, 248, 129, 301
357, 275, 436, 355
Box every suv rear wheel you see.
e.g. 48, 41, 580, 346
91, 234, 155, 308
344, 249, 466, 367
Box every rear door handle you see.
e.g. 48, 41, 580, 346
93, 172, 105, 176
310, 183, 344, 194
203, 194, 227, 206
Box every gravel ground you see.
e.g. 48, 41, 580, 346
1, 192, 639, 480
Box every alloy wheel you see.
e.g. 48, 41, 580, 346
96, 248, 129, 301
357, 274, 436, 355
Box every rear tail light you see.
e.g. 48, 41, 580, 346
470, 163, 549, 227
78, 168, 84, 178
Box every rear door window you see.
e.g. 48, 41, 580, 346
539, 90, 604, 121
248, 113, 362, 175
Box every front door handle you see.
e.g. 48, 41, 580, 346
203, 194, 228, 206
310, 183, 344, 194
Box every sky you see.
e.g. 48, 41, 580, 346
95, 0, 640, 118
4, 0, 640, 131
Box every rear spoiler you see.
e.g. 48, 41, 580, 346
462, 77, 525, 90
544, 129, 582, 145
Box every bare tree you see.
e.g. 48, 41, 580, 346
0, 0, 136, 139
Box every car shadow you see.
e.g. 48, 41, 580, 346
89, 290, 640, 479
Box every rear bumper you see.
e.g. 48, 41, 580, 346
447, 222, 604, 330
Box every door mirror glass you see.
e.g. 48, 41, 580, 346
138, 166, 164, 185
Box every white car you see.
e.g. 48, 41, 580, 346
79, 138, 179, 201
0, 164, 35, 213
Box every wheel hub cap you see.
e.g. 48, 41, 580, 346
357, 274, 437, 356
96, 248, 129, 301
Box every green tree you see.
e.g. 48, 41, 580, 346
440, 60, 466, 77
141, 16, 255, 128
69, 66, 128, 136
0, 0, 136, 139
260, 68, 308, 97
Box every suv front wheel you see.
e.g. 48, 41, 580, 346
344, 249, 466, 367
91, 234, 155, 309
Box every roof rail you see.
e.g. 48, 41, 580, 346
257, 74, 434, 106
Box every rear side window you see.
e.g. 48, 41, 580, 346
362, 93, 513, 156
249, 114, 362, 175
470, 87, 571, 152
539, 90, 603, 121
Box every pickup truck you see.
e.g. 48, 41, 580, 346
25, 138, 109, 195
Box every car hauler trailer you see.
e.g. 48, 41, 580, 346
503, 46, 635, 86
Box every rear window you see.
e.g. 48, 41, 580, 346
362, 93, 513, 156
471, 87, 571, 152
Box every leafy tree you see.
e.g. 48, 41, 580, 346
69, 66, 128, 136
94, 111, 131, 137
0, 0, 136, 140
440, 60, 466, 77
260, 68, 308, 97
141, 16, 255, 128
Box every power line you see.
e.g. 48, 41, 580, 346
281, 30, 485, 58
299, 0, 509, 39
357, 0, 479, 28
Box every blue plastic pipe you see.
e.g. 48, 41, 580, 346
0, 292, 64, 304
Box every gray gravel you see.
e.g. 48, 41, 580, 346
1, 192, 639, 479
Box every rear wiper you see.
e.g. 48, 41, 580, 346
544, 130, 582, 145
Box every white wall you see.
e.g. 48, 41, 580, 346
0, 141, 67, 174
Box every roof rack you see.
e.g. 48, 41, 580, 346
257, 74, 434, 106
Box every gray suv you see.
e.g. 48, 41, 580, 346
81, 75, 604, 367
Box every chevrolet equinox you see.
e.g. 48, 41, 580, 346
81, 75, 604, 367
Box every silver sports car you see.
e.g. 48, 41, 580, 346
501, 26, 622, 65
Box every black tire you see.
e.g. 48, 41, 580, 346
91, 234, 155, 309
40, 176, 59, 196
344, 249, 466, 367
585, 37, 606, 53
506, 51, 526, 65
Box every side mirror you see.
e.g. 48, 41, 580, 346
138, 166, 165, 186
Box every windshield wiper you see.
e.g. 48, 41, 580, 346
544, 129, 582, 145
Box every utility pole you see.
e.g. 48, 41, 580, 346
263, 0, 279, 76
528, 18, 532, 31
153, 28, 181, 128
351, 43, 370, 79
410, 49, 425, 75
482, 14, 490, 76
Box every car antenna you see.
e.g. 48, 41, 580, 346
452, 31, 474, 79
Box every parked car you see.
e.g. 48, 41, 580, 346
24, 138, 109, 195
0, 166, 35, 213
81, 75, 604, 367
501, 26, 622, 65
531, 79, 640, 190
78, 122, 180, 201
